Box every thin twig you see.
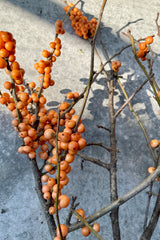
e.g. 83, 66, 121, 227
77, 152, 111, 170
55, 110, 63, 240
116, 77, 157, 164
155, 12, 160, 37
114, 78, 148, 118
143, 183, 153, 230
140, 186, 160, 240
67, 165, 160, 232
74, 0, 108, 131
66, 196, 79, 226
86, 142, 119, 152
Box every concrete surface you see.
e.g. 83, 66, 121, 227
0, 0, 160, 239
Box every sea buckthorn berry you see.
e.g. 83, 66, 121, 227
148, 167, 156, 174
157, 91, 160, 98
49, 206, 56, 215
8, 54, 16, 62
67, 92, 74, 99
55, 20, 63, 28
54, 49, 61, 57
145, 36, 153, 45
5, 41, 15, 51
42, 184, 50, 193
136, 49, 144, 58
1, 31, 13, 42
11, 69, 22, 80
93, 223, 100, 232
56, 225, 68, 238
43, 191, 51, 200
42, 50, 51, 58
44, 129, 55, 140
4, 81, 12, 90
28, 151, 36, 159
77, 123, 85, 133
42, 174, 49, 183
0, 57, 7, 68
139, 42, 146, 50
76, 208, 85, 219
29, 81, 36, 89
10, 61, 20, 70
73, 92, 79, 98
54, 38, 61, 44
78, 138, 87, 150
58, 132, 71, 143
150, 139, 159, 148
81, 226, 91, 237
49, 41, 56, 49
58, 195, 70, 208
0, 48, 9, 58
47, 177, 56, 187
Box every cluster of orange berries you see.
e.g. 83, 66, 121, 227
64, 2, 97, 39
34, 36, 64, 89
0, 31, 25, 86
75, 208, 100, 237
0, 28, 88, 229
136, 36, 154, 61
111, 60, 122, 73
55, 19, 65, 35
53, 208, 100, 239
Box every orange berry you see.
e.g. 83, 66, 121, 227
56, 224, 68, 238
41, 174, 49, 183
0, 48, 9, 58
44, 129, 55, 140
139, 42, 146, 50
0, 57, 7, 68
93, 222, 100, 232
55, 20, 63, 28
150, 139, 159, 148
76, 208, 85, 219
1, 32, 13, 42
58, 132, 71, 143
29, 82, 36, 89
42, 50, 51, 58
8, 54, 16, 62
78, 138, 86, 150
58, 195, 70, 208
11, 69, 22, 80
73, 92, 79, 98
49, 206, 56, 215
38, 151, 48, 160
28, 151, 36, 159
44, 164, 53, 172
54, 49, 61, 57
77, 123, 85, 133
47, 177, 56, 187
42, 184, 50, 193
11, 61, 20, 70
136, 49, 144, 58
65, 153, 75, 163
43, 191, 51, 200
81, 226, 90, 237
5, 41, 15, 51
4, 81, 12, 90
148, 167, 156, 174
145, 36, 153, 45
67, 92, 74, 99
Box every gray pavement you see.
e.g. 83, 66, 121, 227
0, 0, 160, 239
